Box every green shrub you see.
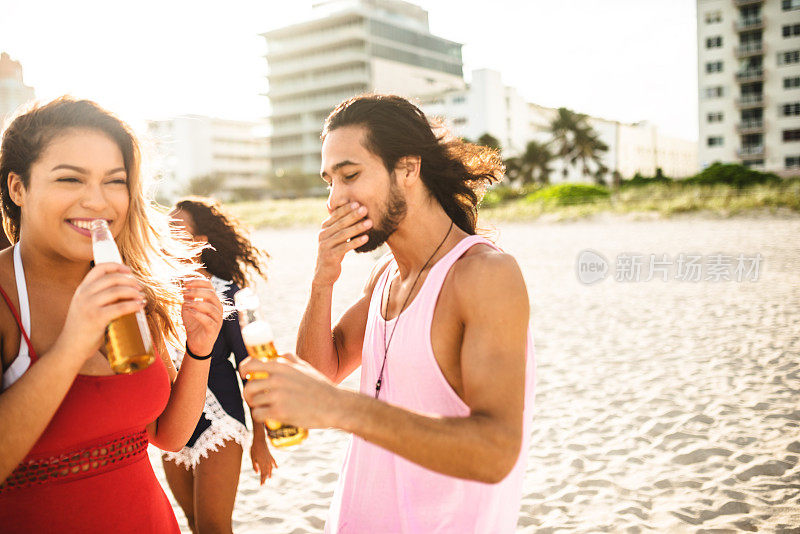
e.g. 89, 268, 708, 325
480, 184, 542, 208
621, 170, 673, 188
525, 183, 610, 206
684, 162, 780, 188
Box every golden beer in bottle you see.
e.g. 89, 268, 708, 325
91, 219, 155, 374
235, 289, 308, 448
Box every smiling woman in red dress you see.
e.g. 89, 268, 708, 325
0, 97, 224, 533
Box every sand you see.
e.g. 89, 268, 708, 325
148, 214, 800, 533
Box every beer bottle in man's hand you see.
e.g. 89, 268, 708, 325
234, 288, 308, 448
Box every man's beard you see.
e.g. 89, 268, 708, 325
355, 179, 407, 253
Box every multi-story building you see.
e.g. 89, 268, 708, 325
0, 52, 35, 123
263, 0, 465, 175
420, 69, 698, 182
697, 0, 800, 176
147, 116, 270, 200
420, 69, 530, 155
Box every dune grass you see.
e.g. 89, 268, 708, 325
228, 181, 800, 229
228, 198, 329, 228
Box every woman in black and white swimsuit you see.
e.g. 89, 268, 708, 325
162, 197, 275, 534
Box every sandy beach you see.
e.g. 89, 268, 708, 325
149, 213, 800, 533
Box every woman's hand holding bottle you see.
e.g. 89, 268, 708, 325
54, 263, 145, 366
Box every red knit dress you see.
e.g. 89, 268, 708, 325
0, 284, 180, 533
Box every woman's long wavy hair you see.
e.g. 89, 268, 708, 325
321, 94, 504, 235
172, 197, 268, 288
0, 96, 204, 351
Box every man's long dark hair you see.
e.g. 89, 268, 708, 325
321, 94, 504, 235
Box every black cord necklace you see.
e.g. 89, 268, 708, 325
375, 220, 454, 398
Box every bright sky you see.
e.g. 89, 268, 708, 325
1, 0, 698, 140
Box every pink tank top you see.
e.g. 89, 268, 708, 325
326, 235, 536, 533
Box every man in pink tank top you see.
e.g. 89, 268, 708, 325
241, 94, 536, 533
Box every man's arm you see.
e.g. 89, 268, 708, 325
244, 252, 530, 483
295, 202, 385, 383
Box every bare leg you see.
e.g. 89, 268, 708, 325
162, 457, 197, 533
193, 440, 244, 534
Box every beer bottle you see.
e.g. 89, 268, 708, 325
90, 219, 155, 374
234, 288, 308, 447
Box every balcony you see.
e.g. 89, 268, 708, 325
736, 42, 763, 58
268, 69, 370, 100
734, 0, 763, 5
735, 94, 764, 108
266, 25, 366, 59
736, 119, 764, 133
736, 68, 764, 82
735, 17, 765, 31
269, 141, 320, 160
268, 49, 368, 78
737, 145, 765, 159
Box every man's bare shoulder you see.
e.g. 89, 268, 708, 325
450, 245, 529, 312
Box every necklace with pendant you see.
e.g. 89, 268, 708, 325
375, 220, 454, 399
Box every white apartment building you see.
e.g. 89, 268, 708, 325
420, 69, 698, 182
0, 52, 35, 123
420, 69, 530, 155
263, 0, 465, 175
697, 0, 800, 176
147, 116, 270, 200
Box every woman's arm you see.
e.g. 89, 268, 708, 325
249, 409, 275, 485
147, 279, 222, 451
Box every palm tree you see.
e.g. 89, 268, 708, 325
550, 107, 584, 179
506, 140, 553, 185
549, 107, 608, 183
476, 133, 502, 152
569, 126, 609, 185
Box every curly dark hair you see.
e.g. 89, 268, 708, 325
322, 94, 504, 235
173, 197, 268, 288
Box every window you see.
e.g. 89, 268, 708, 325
743, 159, 764, 168
707, 136, 724, 147
786, 156, 800, 168
784, 129, 800, 141
706, 61, 723, 73
704, 86, 724, 98
779, 50, 800, 65
705, 11, 722, 23
782, 102, 800, 116
369, 43, 462, 76
783, 0, 800, 10
706, 36, 722, 48
786, 76, 800, 89
784, 24, 800, 37
453, 117, 467, 126
707, 112, 724, 123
